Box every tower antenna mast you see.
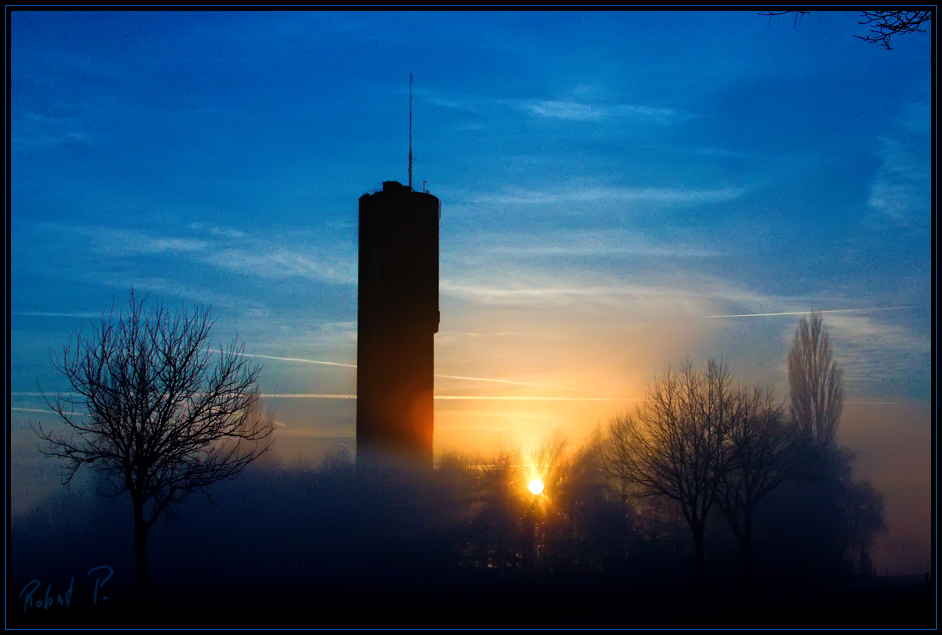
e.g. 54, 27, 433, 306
408, 71, 413, 190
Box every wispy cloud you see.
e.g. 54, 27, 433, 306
512, 98, 687, 124
468, 184, 745, 207
896, 99, 930, 135
34, 220, 356, 287
420, 87, 692, 126
423, 92, 480, 113
187, 223, 356, 285
775, 310, 931, 399
516, 100, 607, 122
480, 229, 722, 258
685, 146, 758, 160
702, 307, 906, 319
202, 246, 355, 285
51, 224, 209, 258
145, 238, 208, 254
441, 282, 640, 306
108, 276, 263, 314
10, 311, 104, 319
11, 111, 94, 151
439, 275, 737, 313
826, 312, 931, 357
865, 136, 930, 230
188, 223, 245, 240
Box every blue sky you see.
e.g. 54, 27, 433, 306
9, 10, 932, 572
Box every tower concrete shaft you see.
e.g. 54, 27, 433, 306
357, 181, 440, 469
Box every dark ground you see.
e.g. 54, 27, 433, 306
8, 570, 934, 629
9, 467, 934, 629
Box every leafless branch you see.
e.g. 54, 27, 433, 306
761, 10, 932, 49
855, 10, 932, 50
33, 290, 274, 599
760, 10, 810, 29
606, 358, 738, 586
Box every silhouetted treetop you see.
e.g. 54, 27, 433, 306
787, 310, 844, 444
761, 10, 932, 49
34, 289, 274, 602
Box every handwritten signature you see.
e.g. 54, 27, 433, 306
18, 565, 113, 612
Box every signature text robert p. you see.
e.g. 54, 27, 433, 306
18, 565, 114, 612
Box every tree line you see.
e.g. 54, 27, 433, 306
605, 311, 878, 589
27, 291, 886, 611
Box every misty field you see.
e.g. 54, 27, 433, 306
9, 455, 933, 629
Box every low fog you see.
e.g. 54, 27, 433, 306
9, 436, 932, 628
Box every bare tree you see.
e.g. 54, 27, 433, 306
714, 388, 803, 584
606, 359, 737, 589
844, 479, 887, 576
762, 10, 932, 50
787, 311, 844, 444
34, 290, 275, 601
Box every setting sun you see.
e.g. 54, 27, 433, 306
528, 478, 544, 496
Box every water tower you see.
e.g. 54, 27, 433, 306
356, 179, 439, 469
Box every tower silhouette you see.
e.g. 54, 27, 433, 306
357, 181, 440, 469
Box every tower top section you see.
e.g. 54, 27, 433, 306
360, 180, 438, 202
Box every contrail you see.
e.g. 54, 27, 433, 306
235, 351, 589, 391
262, 394, 629, 401
264, 394, 357, 399
14, 394, 906, 405
230, 351, 357, 368
434, 395, 634, 401
435, 373, 591, 392
701, 307, 905, 319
